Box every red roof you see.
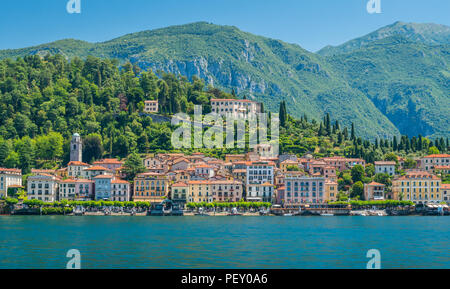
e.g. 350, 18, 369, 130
172, 182, 188, 187
111, 179, 129, 184
424, 154, 450, 158
68, 161, 89, 166
367, 181, 385, 186
84, 166, 109, 171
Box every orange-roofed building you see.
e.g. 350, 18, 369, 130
93, 158, 124, 171
171, 182, 188, 207
420, 154, 450, 171
58, 178, 94, 201
133, 173, 168, 203
67, 161, 90, 178
364, 182, 386, 201
84, 165, 112, 180
392, 170, 442, 204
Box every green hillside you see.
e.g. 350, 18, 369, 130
327, 35, 450, 138
318, 21, 450, 56
1, 21, 448, 139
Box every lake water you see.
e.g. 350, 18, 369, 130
0, 216, 448, 269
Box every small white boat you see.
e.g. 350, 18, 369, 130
320, 213, 334, 216
283, 213, 293, 216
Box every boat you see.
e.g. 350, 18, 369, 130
227, 207, 242, 216
283, 213, 293, 216
73, 206, 85, 216
320, 213, 334, 216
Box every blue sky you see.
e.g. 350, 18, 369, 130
0, 0, 449, 52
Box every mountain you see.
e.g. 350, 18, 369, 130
318, 21, 450, 56
0, 21, 448, 139
327, 35, 450, 138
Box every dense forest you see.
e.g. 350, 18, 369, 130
0, 55, 448, 175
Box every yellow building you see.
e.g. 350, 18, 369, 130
187, 180, 213, 203
392, 170, 442, 204
325, 180, 338, 202
133, 173, 168, 203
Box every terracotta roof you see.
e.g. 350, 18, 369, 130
375, 161, 396, 165
93, 158, 124, 164
84, 166, 109, 171
68, 161, 89, 166
367, 181, 385, 186
93, 175, 114, 179
423, 154, 450, 158
172, 182, 188, 187
441, 184, 450, 189
111, 179, 129, 184
0, 168, 22, 174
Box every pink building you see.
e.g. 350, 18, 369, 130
59, 178, 94, 201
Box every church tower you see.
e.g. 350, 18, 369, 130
70, 133, 82, 162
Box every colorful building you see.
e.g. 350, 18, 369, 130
392, 170, 442, 204
133, 173, 168, 203
27, 174, 59, 203
0, 168, 22, 198
364, 182, 386, 200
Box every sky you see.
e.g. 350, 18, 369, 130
0, 0, 449, 52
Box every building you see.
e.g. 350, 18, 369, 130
110, 179, 130, 202
420, 154, 450, 171
246, 183, 274, 203
324, 180, 338, 202
144, 100, 159, 113
27, 174, 59, 203
70, 133, 82, 162
133, 173, 168, 203
280, 160, 299, 172
441, 184, 450, 204
210, 98, 261, 118
224, 154, 246, 163
83, 166, 111, 180
364, 182, 386, 200
323, 157, 365, 171
194, 164, 215, 179
171, 182, 188, 207
284, 176, 326, 205
211, 180, 243, 202
187, 180, 213, 203
93, 158, 124, 171
94, 175, 114, 201
392, 170, 442, 204
246, 161, 275, 185
67, 161, 90, 178
59, 179, 94, 201
374, 161, 396, 176
0, 168, 22, 198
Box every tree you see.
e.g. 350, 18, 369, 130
374, 173, 392, 187
122, 152, 145, 181
428, 146, 440, 155
351, 164, 365, 183
351, 181, 364, 199
351, 123, 355, 140
83, 133, 104, 163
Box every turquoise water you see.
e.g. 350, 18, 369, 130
0, 216, 448, 269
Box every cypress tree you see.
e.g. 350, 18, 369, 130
393, 136, 398, 151
351, 123, 355, 140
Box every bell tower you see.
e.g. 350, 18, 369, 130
70, 133, 82, 162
